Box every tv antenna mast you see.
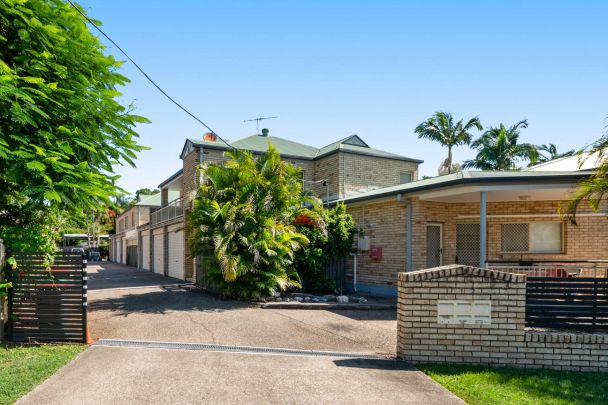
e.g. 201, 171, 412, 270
243, 116, 278, 133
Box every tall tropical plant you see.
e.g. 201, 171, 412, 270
415, 112, 483, 174
565, 120, 608, 223
189, 145, 311, 299
536, 143, 575, 164
463, 120, 539, 170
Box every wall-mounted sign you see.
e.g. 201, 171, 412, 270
370, 246, 383, 260
437, 300, 491, 325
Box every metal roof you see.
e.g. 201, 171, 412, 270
337, 170, 595, 204
157, 168, 184, 188
185, 134, 423, 162
135, 192, 162, 207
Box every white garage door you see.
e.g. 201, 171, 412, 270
115, 239, 122, 263
141, 234, 150, 270
121, 240, 127, 264
153, 234, 164, 275
168, 230, 184, 280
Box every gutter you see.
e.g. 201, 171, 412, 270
338, 172, 594, 205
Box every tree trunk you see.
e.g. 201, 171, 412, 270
447, 147, 453, 174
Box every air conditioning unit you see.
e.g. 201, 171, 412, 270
357, 235, 370, 251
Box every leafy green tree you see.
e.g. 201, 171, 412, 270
463, 120, 539, 170
135, 188, 160, 201
0, 0, 148, 251
293, 202, 356, 294
415, 112, 483, 174
536, 143, 575, 164
565, 120, 608, 223
189, 145, 310, 299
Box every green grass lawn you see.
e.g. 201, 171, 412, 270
0, 344, 85, 404
419, 363, 608, 405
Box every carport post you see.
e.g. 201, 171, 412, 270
479, 191, 487, 268
406, 201, 413, 272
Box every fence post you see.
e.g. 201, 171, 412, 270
0, 239, 5, 342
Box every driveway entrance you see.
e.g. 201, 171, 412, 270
88, 263, 396, 355
17, 262, 463, 404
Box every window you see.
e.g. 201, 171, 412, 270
399, 172, 412, 184
501, 222, 563, 253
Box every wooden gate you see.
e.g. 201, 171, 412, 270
9, 252, 87, 343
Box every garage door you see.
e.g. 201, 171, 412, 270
141, 234, 150, 270
115, 239, 122, 263
168, 230, 184, 280
153, 234, 164, 275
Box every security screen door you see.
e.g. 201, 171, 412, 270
426, 224, 443, 268
456, 223, 480, 266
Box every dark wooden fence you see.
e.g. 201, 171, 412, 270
325, 258, 346, 291
526, 277, 608, 332
8, 252, 87, 343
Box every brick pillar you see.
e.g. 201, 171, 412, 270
181, 147, 201, 281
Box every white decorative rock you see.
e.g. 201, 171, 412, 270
336, 295, 349, 303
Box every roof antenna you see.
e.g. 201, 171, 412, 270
243, 116, 278, 133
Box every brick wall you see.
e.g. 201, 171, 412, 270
341, 153, 419, 197
397, 265, 608, 372
346, 199, 406, 290
180, 147, 203, 280
345, 198, 608, 292
313, 153, 342, 199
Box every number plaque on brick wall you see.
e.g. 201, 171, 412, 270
437, 300, 491, 325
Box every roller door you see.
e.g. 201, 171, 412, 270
141, 234, 150, 270
153, 234, 164, 275
168, 230, 184, 280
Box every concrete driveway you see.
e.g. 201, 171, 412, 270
19, 346, 463, 405
87, 263, 397, 355
17, 262, 463, 404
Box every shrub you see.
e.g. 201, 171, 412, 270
294, 203, 356, 294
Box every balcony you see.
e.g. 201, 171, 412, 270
150, 198, 183, 225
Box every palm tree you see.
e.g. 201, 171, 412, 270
536, 143, 575, 164
463, 120, 539, 170
565, 120, 608, 223
415, 112, 482, 174
188, 144, 313, 299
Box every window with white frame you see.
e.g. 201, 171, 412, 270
501, 222, 563, 253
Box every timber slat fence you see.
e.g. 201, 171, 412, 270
526, 277, 608, 332
8, 252, 87, 343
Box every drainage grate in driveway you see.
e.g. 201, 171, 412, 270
94, 339, 395, 360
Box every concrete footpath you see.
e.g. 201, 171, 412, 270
18, 345, 464, 405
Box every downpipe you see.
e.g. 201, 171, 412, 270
350, 252, 358, 292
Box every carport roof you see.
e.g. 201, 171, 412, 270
337, 170, 595, 204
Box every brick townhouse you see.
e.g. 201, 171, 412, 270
110, 129, 423, 281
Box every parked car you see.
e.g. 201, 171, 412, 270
89, 251, 101, 261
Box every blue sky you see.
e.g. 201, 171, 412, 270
78, 0, 608, 194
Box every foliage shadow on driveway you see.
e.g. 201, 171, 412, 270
88, 286, 251, 316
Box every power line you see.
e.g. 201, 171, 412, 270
66, 0, 232, 147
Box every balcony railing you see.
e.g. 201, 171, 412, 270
486, 260, 608, 278
150, 198, 183, 225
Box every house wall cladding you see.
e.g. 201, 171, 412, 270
397, 265, 608, 372
346, 198, 608, 291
